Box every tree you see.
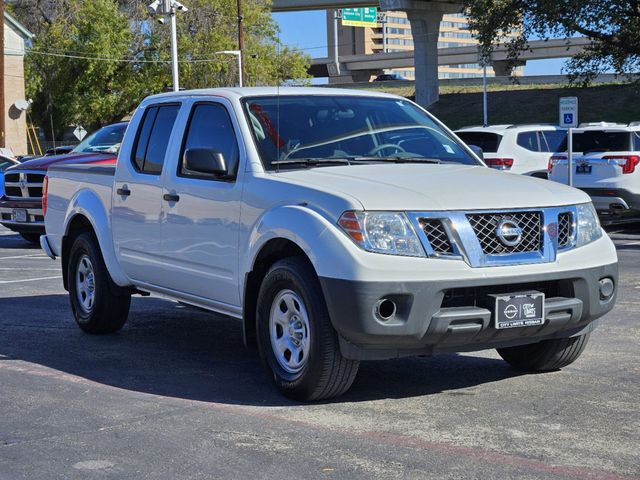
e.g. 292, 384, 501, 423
465, 0, 640, 82
13, 0, 310, 138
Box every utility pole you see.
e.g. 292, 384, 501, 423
0, 0, 5, 148
237, 0, 245, 87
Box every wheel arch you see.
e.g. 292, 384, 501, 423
60, 189, 130, 289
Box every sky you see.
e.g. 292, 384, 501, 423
272, 11, 567, 76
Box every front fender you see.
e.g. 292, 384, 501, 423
242, 204, 361, 285
64, 189, 130, 287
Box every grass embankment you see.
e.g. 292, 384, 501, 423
357, 83, 640, 130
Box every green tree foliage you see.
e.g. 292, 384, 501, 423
465, 0, 640, 82
12, 0, 310, 137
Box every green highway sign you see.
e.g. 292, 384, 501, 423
341, 7, 378, 28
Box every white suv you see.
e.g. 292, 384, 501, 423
456, 125, 567, 178
548, 124, 640, 216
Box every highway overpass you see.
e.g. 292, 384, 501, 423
272, 0, 376, 11
309, 37, 591, 79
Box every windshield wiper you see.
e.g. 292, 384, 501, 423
377, 156, 442, 164
271, 158, 351, 167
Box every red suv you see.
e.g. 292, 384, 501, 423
0, 122, 126, 243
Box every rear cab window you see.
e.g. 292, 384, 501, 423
456, 132, 502, 153
131, 104, 181, 174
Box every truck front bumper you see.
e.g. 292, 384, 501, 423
0, 197, 45, 234
320, 262, 618, 360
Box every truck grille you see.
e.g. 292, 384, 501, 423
557, 212, 574, 248
467, 211, 542, 255
3, 172, 46, 199
420, 218, 454, 254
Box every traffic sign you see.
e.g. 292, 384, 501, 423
559, 97, 578, 128
73, 125, 87, 141
341, 7, 378, 27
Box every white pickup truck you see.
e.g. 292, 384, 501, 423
42, 87, 618, 401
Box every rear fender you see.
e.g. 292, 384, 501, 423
63, 188, 130, 286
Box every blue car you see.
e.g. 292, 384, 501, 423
0, 155, 19, 197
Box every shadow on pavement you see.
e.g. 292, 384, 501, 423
0, 232, 41, 250
0, 294, 520, 406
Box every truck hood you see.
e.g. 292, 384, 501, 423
275, 163, 590, 211
7, 152, 116, 171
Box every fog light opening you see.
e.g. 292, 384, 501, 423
599, 277, 615, 301
375, 299, 397, 321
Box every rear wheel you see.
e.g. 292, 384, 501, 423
256, 257, 359, 401
68, 232, 131, 334
497, 333, 590, 372
20, 233, 40, 244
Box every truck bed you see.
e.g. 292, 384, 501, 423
45, 164, 116, 258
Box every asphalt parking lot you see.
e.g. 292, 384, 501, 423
0, 225, 638, 480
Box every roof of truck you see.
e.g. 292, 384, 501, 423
144, 87, 402, 103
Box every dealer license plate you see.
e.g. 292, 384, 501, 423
12, 209, 28, 222
576, 164, 592, 174
493, 292, 545, 329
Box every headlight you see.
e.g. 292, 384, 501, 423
338, 211, 426, 257
576, 203, 602, 247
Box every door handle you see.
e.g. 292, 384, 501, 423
163, 193, 180, 203
116, 187, 131, 196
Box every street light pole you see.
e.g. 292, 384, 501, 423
0, 0, 5, 148
168, 0, 180, 92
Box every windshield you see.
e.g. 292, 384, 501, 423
72, 123, 127, 154
243, 95, 479, 170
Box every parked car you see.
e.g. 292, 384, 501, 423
42, 88, 617, 401
548, 124, 640, 217
373, 73, 410, 82
0, 154, 20, 197
0, 122, 127, 243
455, 124, 567, 178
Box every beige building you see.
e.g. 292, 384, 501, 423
3, 12, 32, 156
330, 10, 521, 81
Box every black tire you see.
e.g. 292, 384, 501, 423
20, 233, 40, 244
256, 257, 359, 401
67, 232, 131, 334
497, 333, 590, 372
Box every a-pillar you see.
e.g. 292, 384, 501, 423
381, 0, 463, 107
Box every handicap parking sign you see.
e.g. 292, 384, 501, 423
560, 97, 578, 127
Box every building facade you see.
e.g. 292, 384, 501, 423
3, 12, 32, 156
328, 10, 522, 81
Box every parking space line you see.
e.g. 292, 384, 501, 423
0, 276, 62, 284
0, 254, 49, 260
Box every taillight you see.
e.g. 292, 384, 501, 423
485, 158, 514, 170
42, 175, 48, 216
548, 155, 567, 175
604, 155, 640, 174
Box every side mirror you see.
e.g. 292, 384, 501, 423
468, 144, 484, 161
183, 148, 228, 177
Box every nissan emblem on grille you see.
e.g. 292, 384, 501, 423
496, 218, 523, 247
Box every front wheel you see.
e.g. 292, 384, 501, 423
68, 232, 131, 334
256, 257, 359, 401
497, 333, 590, 372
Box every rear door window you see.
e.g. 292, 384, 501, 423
633, 132, 640, 151
516, 131, 539, 152
573, 131, 631, 153
131, 104, 180, 174
456, 132, 502, 153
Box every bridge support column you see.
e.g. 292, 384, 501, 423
492, 60, 525, 77
381, 1, 462, 107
